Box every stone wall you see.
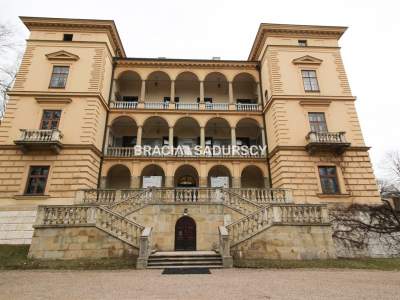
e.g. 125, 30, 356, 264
270, 148, 381, 205
28, 226, 138, 260
231, 225, 336, 260
0, 209, 36, 244
129, 203, 243, 251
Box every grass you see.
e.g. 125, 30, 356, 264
1, 245, 399, 271
0, 245, 137, 270
234, 258, 400, 271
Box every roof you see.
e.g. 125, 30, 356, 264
20, 16, 126, 57
248, 23, 347, 60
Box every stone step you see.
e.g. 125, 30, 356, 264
148, 251, 223, 269
147, 265, 224, 269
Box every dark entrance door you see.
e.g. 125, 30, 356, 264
175, 216, 196, 251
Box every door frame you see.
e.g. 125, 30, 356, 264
174, 216, 196, 251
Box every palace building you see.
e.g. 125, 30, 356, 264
0, 17, 381, 267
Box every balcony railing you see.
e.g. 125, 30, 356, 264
14, 129, 63, 153
175, 103, 199, 110
144, 102, 169, 109
106, 146, 266, 158
306, 131, 350, 154
110, 101, 138, 109
109, 101, 261, 112
236, 103, 260, 111
205, 103, 229, 110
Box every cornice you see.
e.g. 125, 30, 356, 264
116, 58, 259, 70
0, 144, 102, 156
248, 23, 347, 60
268, 145, 371, 158
20, 16, 126, 57
263, 95, 356, 112
8, 91, 109, 110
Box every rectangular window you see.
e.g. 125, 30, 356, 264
319, 166, 340, 194
40, 110, 61, 130
308, 112, 328, 132
25, 166, 50, 195
63, 34, 73, 41
302, 70, 319, 92
298, 40, 307, 47
49, 66, 69, 88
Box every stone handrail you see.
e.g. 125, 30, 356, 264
17, 129, 63, 143
220, 189, 261, 215
226, 204, 329, 247
306, 131, 347, 144
109, 189, 152, 216
78, 189, 144, 206
206, 103, 229, 110
149, 187, 221, 203
175, 103, 199, 110
236, 103, 260, 111
227, 205, 274, 247
110, 101, 138, 109
228, 188, 293, 204
144, 102, 169, 109
34, 205, 144, 248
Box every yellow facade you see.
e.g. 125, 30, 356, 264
0, 17, 381, 216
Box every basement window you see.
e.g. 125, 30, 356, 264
63, 34, 73, 41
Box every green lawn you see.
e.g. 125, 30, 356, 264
1, 245, 399, 271
0, 245, 137, 270
234, 258, 400, 271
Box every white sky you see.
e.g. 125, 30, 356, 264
1, 0, 399, 178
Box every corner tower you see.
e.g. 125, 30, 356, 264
251, 24, 381, 204
0, 17, 124, 205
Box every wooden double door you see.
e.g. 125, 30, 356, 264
175, 216, 196, 251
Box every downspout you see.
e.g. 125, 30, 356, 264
257, 63, 273, 188
97, 59, 116, 189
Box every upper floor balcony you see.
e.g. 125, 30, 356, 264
14, 129, 63, 154
109, 71, 262, 112
105, 115, 266, 159
305, 131, 350, 155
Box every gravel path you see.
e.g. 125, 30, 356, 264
0, 268, 399, 300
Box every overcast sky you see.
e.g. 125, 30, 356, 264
1, 0, 399, 178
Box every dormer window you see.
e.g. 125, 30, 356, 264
63, 34, 73, 41
298, 40, 307, 47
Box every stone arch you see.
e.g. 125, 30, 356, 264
145, 71, 171, 102
140, 164, 166, 188
205, 117, 231, 147
233, 72, 258, 104
208, 164, 232, 187
106, 164, 131, 189
115, 70, 142, 102
174, 164, 199, 187
204, 72, 229, 103
109, 116, 138, 147
241, 165, 265, 188
175, 71, 200, 103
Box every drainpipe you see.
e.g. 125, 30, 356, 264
257, 63, 273, 188
97, 59, 116, 189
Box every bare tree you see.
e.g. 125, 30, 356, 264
331, 151, 400, 256
0, 22, 25, 120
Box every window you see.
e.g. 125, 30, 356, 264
40, 110, 61, 130
25, 166, 50, 195
301, 70, 319, 92
298, 40, 307, 47
63, 34, 73, 41
308, 112, 328, 133
319, 166, 340, 194
49, 66, 69, 88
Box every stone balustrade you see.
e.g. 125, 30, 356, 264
17, 129, 63, 143
109, 101, 262, 112
226, 203, 329, 247
229, 188, 293, 204
34, 205, 144, 248
306, 131, 347, 144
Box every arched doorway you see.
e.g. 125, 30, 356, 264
174, 165, 199, 187
175, 216, 196, 251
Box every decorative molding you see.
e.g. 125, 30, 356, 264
35, 97, 72, 104
292, 55, 322, 65
46, 50, 80, 61
299, 100, 331, 107
268, 145, 371, 158
116, 59, 258, 70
